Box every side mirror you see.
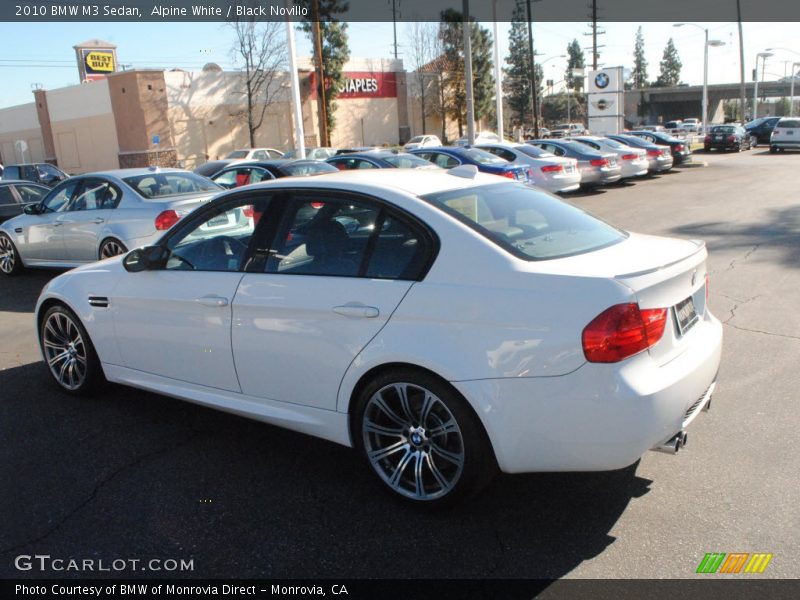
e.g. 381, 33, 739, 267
23, 204, 40, 215
123, 245, 167, 272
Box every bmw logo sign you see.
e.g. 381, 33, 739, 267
595, 72, 610, 89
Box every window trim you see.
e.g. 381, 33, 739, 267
40, 178, 81, 213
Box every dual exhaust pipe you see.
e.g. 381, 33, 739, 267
652, 431, 688, 454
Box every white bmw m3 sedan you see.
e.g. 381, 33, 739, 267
34, 167, 722, 506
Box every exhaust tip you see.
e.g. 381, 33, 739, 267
651, 431, 687, 455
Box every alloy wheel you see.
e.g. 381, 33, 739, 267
362, 382, 465, 501
42, 312, 87, 391
0, 236, 15, 274
100, 239, 126, 259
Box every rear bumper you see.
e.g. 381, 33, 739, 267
620, 161, 649, 178
453, 312, 723, 474
771, 140, 800, 149
648, 157, 673, 172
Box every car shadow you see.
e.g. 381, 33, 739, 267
564, 187, 608, 198
0, 270, 64, 313
0, 361, 651, 581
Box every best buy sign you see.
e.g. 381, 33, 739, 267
84, 50, 115, 74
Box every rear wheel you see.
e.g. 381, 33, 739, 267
99, 238, 127, 260
40, 304, 105, 395
354, 368, 496, 508
0, 232, 24, 276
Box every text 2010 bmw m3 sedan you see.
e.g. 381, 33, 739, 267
35, 167, 722, 506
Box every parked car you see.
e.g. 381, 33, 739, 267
0, 180, 49, 223
32, 169, 722, 506
225, 148, 284, 160
335, 146, 383, 155
526, 139, 622, 186
0, 168, 222, 275
524, 127, 551, 139
208, 160, 338, 189
453, 131, 503, 147
327, 151, 439, 171
745, 116, 780, 146
681, 118, 701, 133
769, 117, 800, 153
571, 136, 649, 180
282, 147, 337, 160
403, 135, 442, 151
639, 125, 666, 133
550, 123, 586, 138
664, 120, 683, 132
474, 142, 581, 194
2, 163, 69, 188
193, 159, 240, 178
704, 125, 752, 152
627, 131, 693, 165
606, 134, 674, 174
408, 146, 528, 182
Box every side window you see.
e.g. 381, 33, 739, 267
267, 150, 283, 159
38, 164, 65, 179
252, 150, 267, 160
497, 148, 516, 162
4, 166, 20, 179
354, 159, 377, 169
212, 169, 238, 188
0, 186, 15, 205
365, 214, 429, 280
267, 197, 381, 277
329, 159, 351, 171
41, 180, 80, 213
22, 166, 38, 181
68, 179, 110, 211
432, 153, 460, 168
164, 196, 270, 272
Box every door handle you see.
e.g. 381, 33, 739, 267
195, 295, 229, 307
93, 218, 105, 224
333, 304, 379, 318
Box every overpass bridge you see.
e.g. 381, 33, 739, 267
624, 80, 799, 124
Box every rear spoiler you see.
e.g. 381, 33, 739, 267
614, 240, 705, 279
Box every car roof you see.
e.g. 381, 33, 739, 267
82, 167, 193, 178
0, 179, 45, 185
241, 167, 507, 197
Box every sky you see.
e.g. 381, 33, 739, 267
2, 20, 800, 108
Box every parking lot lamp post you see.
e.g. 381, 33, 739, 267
754, 52, 774, 119
674, 24, 724, 135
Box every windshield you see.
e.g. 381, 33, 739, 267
279, 161, 338, 176
517, 145, 555, 158
461, 148, 508, 165
123, 172, 221, 199
422, 182, 626, 260
225, 150, 249, 159
383, 154, 437, 168
407, 136, 425, 143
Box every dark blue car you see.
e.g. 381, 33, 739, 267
408, 146, 529, 182
326, 150, 438, 170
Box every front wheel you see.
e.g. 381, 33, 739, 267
770, 146, 778, 154
0, 232, 24, 276
99, 238, 128, 260
40, 304, 106, 395
354, 369, 496, 508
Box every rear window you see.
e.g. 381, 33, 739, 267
517, 145, 555, 158
422, 182, 627, 260
461, 148, 508, 165
225, 150, 249, 159
710, 126, 735, 134
123, 172, 221, 199
382, 154, 436, 168
279, 161, 338, 176
777, 119, 800, 128
407, 136, 425, 143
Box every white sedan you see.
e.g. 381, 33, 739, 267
34, 168, 722, 506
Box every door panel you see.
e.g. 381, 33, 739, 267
24, 179, 79, 260
60, 179, 116, 261
232, 275, 412, 409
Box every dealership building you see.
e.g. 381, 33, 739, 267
0, 39, 454, 172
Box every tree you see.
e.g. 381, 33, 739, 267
565, 39, 585, 91
297, 0, 351, 137
406, 22, 440, 135
504, 0, 543, 129
631, 26, 648, 89
438, 9, 496, 136
228, 11, 287, 147
654, 37, 682, 87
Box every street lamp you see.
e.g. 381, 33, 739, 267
535, 54, 566, 128
754, 51, 774, 119
674, 23, 725, 135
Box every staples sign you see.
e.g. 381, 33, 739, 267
337, 72, 396, 99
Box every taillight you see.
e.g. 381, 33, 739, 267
155, 210, 180, 231
541, 164, 563, 173
704, 135, 712, 142
502, 171, 516, 179
589, 158, 608, 167
646, 149, 661, 157
727, 135, 736, 142
675, 144, 684, 151
621, 153, 638, 161
582, 303, 668, 363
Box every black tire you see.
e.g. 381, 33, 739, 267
99, 238, 128, 260
770, 146, 777, 154
39, 304, 106, 396
353, 368, 497, 508
0, 232, 25, 276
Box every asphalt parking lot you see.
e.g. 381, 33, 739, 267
1, 149, 799, 581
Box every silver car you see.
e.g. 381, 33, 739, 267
572, 136, 649, 179
0, 167, 221, 276
527, 139, 622, 187
475, 142, 581, 193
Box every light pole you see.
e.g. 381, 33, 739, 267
535, 54, 566, 126
754, 52, 774, 119
791, 62, 800, 117
674, 23, 724, 135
